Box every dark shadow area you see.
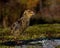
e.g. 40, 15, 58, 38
0, 0, 9, 3
1, 37, 60, 46
29, 18, 60, 26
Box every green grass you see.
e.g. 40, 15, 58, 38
0, 45, 14, 48
24, 24, 60, 39
0, 24, 60, 41
55, 45, 60, 48
0, 45, 42, 48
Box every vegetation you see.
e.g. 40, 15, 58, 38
0, 24, 60, 41
24, 24, 60, 39
55, 45, 60, 48
0, 0, 60, 27
0, 0, 60, 47
0, 45, 42, 48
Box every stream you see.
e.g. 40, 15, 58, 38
1, 39, 60, 48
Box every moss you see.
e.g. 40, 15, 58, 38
24, 24, 60, 39
0, 24, 60, 41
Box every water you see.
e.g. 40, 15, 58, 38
0, 39, 60, 48
42, 39, 60, 48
